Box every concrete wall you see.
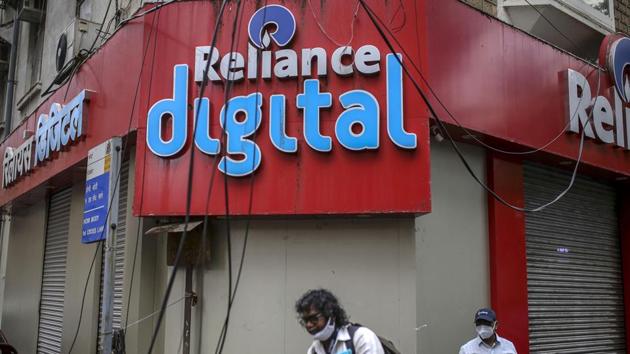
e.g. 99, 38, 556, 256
60, 183, 101, 354
415, 142, 489, 354
162, 218, 417, 354
121, 151, 163, 354
461, 0, 498, 16
1, 199, 47, 353
616, 0, 630, 34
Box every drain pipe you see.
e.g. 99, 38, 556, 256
3, 14, 20, 139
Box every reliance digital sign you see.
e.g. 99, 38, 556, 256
135, 0, 430, 216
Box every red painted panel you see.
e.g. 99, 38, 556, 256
619, 189, 630, 354
0, 1, 431, 216
487, 154, 530, 353
133, 1, 431, 216
0, 18, 150, 207
426, 2, 630, 176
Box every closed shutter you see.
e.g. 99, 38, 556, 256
97, 159, 129, 349
36, 187, 72, 354
524, 163, 626, 353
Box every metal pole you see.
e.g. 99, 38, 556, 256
3, 13, 20, 139
99, 139, 122, 354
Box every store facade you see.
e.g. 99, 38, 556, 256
0, 1, 629, 353
426, 2, 630, 353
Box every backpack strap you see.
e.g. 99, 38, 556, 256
345, 323, 401, 354
346, 323, 362, 354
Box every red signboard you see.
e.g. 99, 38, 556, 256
0, 21, 147, 208
426, 1, 630, 176
133, 0, 431, 216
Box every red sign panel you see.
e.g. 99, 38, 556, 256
427, 1, 630, 176
134, 1, 431, 216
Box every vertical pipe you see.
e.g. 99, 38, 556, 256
3, 14, 20, 139
183, 265, 193, 354
99, 140, 122, 354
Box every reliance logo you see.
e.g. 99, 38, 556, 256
146, 4, 416, 177
566, 35, 630, 150
606, 36, 630, 102
248, 5, 296, 49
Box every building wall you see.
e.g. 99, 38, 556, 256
461, 0, 498, 16
162, 218, 417, 354
1, 186, 102, 353
0, 214, 10, 329
416, 142, 489, 354
120, 151, 162, 354
462, 0, 630, 35
0, 0, 144, 134
60, 183, 101, 354
0, 151, 149, 353
616, 0, 630, 34
1, 199, 47, 353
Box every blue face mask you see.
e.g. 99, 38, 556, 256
313, 317, 336, 341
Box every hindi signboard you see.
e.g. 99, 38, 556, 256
82, 138, 121, 244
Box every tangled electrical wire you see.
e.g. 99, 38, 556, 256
358, 0, 603, 213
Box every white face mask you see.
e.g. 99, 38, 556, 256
313, 317, 336, 341
476, 324, 495, 340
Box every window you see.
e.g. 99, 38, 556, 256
26, 21, 44, 89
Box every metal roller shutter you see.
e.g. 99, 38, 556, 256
524, 163, 626, 354
97, 159, 129, 350
36, 187, 72, 354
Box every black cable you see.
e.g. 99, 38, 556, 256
40, 0, 114, 100
68, 6, 163, 354
114, 0, 120, 25
195, 0, 254, 345
211, 1, 270, 352
213, 3, 247, 353
122, 6, 161, 335
119, 0, 180, 26
371, 1, 595, 156
67, 241, 102, 353
64, 0, 113, 101
522, 0, 582, 52
145, 1, 230, 352
43, 1, 189, 100
359, 0, 600, 213
68, 144, 133, 354
85, 0, 114, 55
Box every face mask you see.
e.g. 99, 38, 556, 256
313, 317, 336, 341
476, 324, 495, 339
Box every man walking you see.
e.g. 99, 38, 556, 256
295, 289, 385, 354
459, 308, 517, 354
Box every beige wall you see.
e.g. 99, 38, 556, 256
0, 151, 152, 353
121, 151, 163, 354
60, 183, 101, 353
0, 214, 11, 328
162, 218, 417, 354
2, 199, 47, 353
415, 142, 489, 354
